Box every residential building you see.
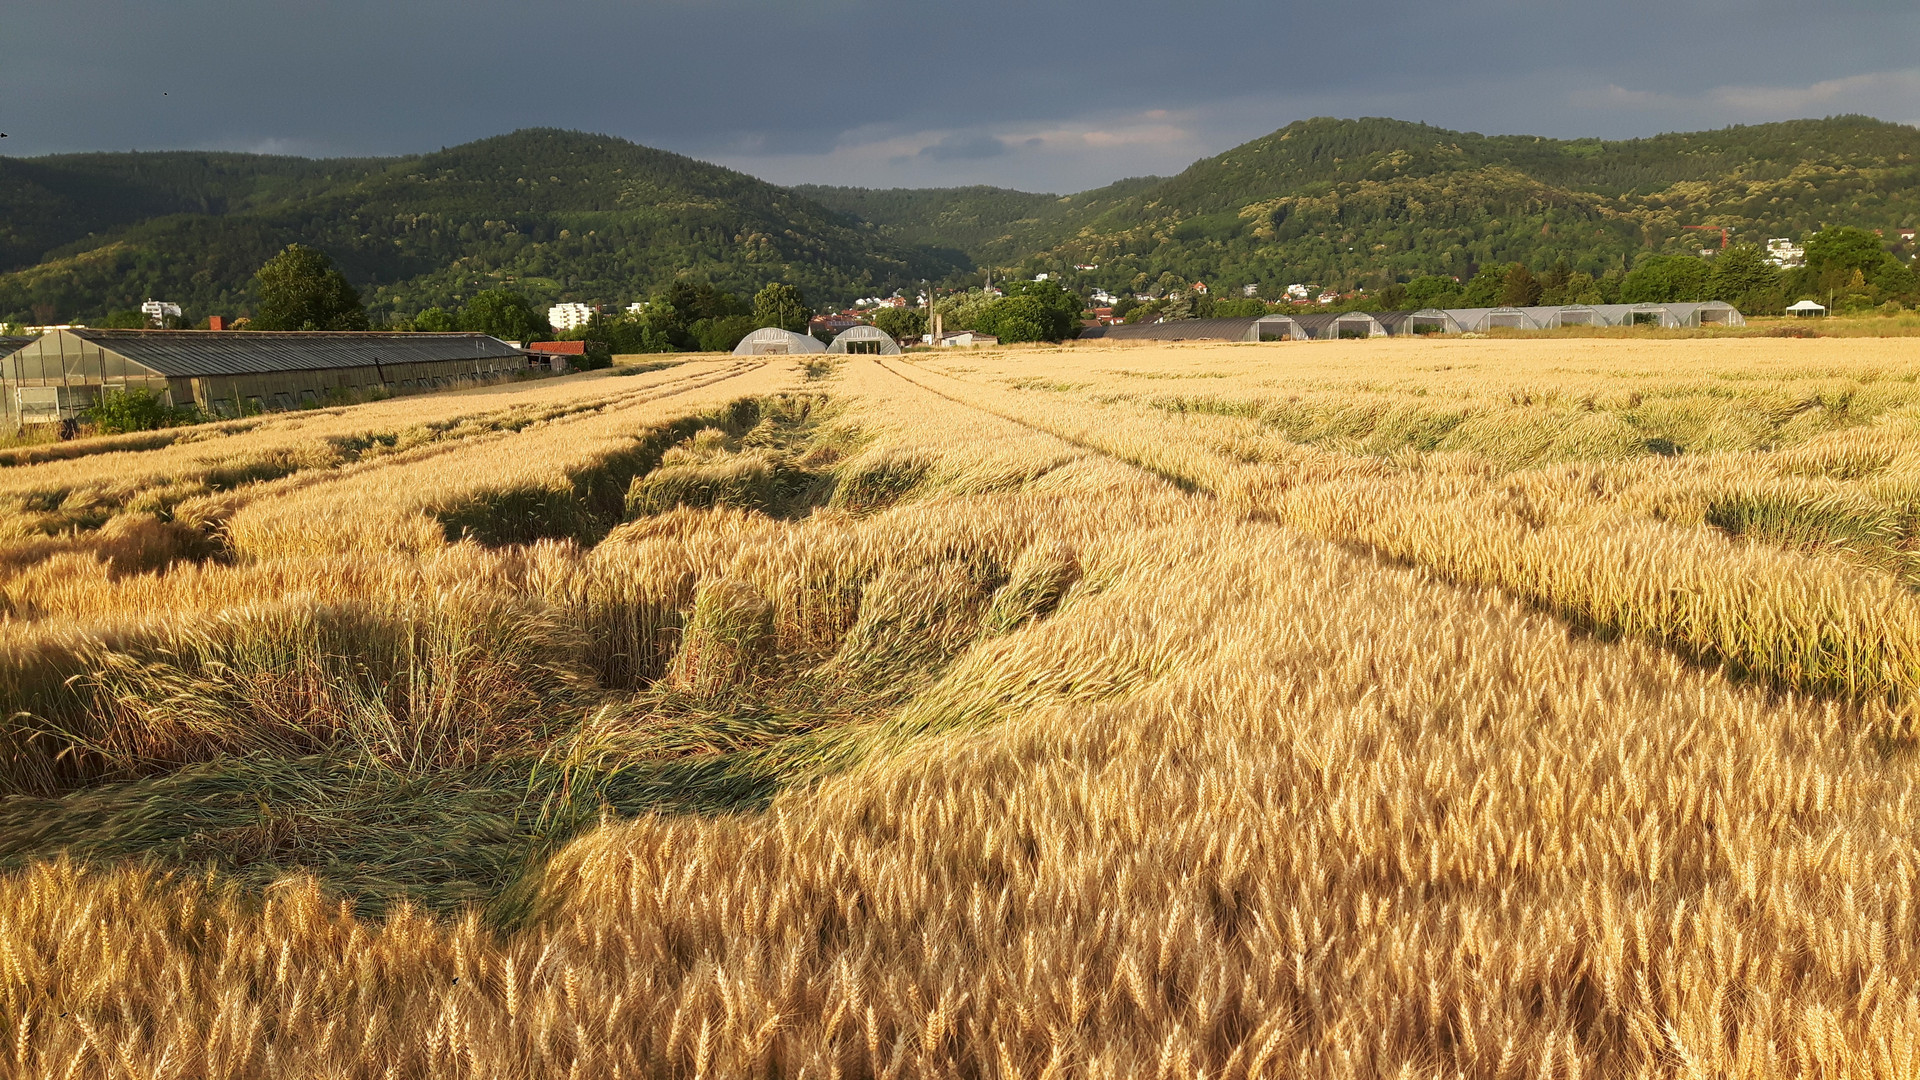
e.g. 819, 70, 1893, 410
1285, 284, 1312, 300
1243, 284, 1260, 297
809, 314, 862, 337
140, 299, 182, 326
548, 303, 595, 331
1766, 238, 1806, 269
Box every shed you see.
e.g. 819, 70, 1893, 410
526, 340, 587, 371
827, 325, 902, 355
733, 327, 826, 356
1786, 299, 1828, 317
2, 330, 526, 426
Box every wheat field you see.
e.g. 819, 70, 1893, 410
4, 336, 1920, 1077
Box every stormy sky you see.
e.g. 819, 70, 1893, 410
6, 0, 1919, 194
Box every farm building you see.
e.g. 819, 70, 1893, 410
525, 340, 586, 371
1077, 302, 1746, 345
1081, 315, 1312, 343
828, 325, 902, 355
733, 328, 826, 356
0, 330, 527, 426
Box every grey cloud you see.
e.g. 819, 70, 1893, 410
4, 0, 1918, 191
918, 132, 1009, 162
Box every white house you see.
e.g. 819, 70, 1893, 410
1766, 238, 1806, 269
548, 303, 594, 331
1285, 284, 1312, 300
140, 299, 182, 326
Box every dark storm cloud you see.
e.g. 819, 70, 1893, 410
5, 0, 1919, 191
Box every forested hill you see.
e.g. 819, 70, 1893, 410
0, 130, 960, 324
7, 116, 1920, 323
806, 115, 1920, 296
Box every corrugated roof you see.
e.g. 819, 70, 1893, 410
0, 337, 37, 356
61, 330, 523, 378
526, 340, 587, 354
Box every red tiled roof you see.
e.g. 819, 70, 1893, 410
527, 340, 588, 354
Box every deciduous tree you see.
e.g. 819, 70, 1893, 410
252, 245, 369, 331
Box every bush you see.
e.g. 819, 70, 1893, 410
86, 388, 196, 434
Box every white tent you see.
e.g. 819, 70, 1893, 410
733, 327, 826, 356
1786, 299, 1828, 317
827, 325, 902, 355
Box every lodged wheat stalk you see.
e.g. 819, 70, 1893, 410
1, 342, 1919, 1076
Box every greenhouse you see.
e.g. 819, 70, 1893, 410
732, 327, 826, 356
1, 330, 528, 425
1376, 310, 1463, 335
827, 325, 902, 355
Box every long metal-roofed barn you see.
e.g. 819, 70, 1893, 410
1, 330, 529, 425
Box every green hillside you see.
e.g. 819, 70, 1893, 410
0, 130, 960, 324
845, 115, 1920, 296
6, 116, 1920, 323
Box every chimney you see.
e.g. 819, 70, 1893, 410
207, 315, 226, 331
